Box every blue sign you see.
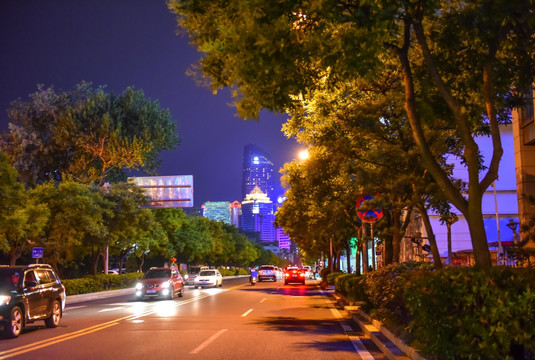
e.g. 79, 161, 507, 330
32, 247, 44, 259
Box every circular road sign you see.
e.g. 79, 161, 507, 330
356, 195, 383, 223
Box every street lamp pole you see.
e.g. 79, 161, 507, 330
506, 219, 519, 244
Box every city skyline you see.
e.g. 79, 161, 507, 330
0, 1, 302, 207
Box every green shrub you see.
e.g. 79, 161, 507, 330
320, 268, 331, 282
326, 271, 343, 285
235, 269, 250, 276
62, 272, 143, 295
404, 266, 535, 359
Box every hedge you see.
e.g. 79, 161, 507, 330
62, 272, 142, 295
62, 268, 250, 295
334, 263, 535, 359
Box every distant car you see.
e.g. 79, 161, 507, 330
258, 265, 277, 282
284, 267, 306, 285
303, 266, 314, 279
184, 265, 209, 285
135, 266, 184, 300
194, 269, 223, 288
0, 264, 66, 338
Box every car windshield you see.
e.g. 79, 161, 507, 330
0, 268, 21, 290
188, 267, 202, 274
144, 269, 171, 279
199, 270, 215, 276
260, 266, 274, 270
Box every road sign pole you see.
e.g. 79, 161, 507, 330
371, 223, 375, 270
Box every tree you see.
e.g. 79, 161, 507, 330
31, 180, 111, 274
1, 82, 179, 187
170, 0, 535, 268
0, 151, 49, 265
103, 182, 165, 274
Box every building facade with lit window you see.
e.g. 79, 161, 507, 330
242, 144, 274, 201
129, 175, 193, 208
241, 186, 276, 244
230, 200, 242, 229
202, 201, 231, 224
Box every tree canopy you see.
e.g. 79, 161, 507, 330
1, 82, 179, 187
170, 0, 535, 268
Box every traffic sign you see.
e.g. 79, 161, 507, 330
356, 195, 383, 223
32, 247, 44, 259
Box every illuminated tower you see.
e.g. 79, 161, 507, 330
241, 186, 275, 244
242, 144, 274, 201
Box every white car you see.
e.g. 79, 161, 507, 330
194, 269, 223, 288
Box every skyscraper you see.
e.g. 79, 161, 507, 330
242, 144, 274, 201
241, 186, 276, 244
202, 201, 231, 224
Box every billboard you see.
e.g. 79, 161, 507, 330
130, 175, 193, 208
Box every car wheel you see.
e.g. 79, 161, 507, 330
284, 281, 288, 285
194, 286, 198, 289
45, 300, 61, 328
219, 281, 222, 287
4, 306, 23, 338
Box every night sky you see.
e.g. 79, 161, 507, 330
0, 1, 301, 207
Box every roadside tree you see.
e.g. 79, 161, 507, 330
170, 0, 535, 268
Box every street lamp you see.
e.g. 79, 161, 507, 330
297, 149, 309, 161
506, 219, 519, 244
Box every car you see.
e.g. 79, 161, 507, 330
284, 267, 306, 285
303, 266, 314, 279
193, 269, 223, 288
135, 266, 184, 300
258, 265, 277, 282
184, 265, 209, 285
0, 264, 66, 338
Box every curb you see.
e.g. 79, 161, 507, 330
332, 292, 426, 360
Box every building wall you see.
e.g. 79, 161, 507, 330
406, 126, 519, 262
129, 175, 193, 208
202, 201, 231, 224
242, 144, 274, 200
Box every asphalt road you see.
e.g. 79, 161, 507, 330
0, 277, 385, 360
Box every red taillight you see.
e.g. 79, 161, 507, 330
285, 273, 290, 277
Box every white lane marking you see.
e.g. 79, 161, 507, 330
64, 305, 86, 311
241, 309, 254, 317
320, 289, 375, 360
99, 307, 122, 312
260, 298, 266, 303
189, 329, 228, 354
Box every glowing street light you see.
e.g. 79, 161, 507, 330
298, 149, 309, 161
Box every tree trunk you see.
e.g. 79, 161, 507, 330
91, 249, 103, 275
466, 201, 492, 268
346, 240, 352, 273
419, 207, 443, 270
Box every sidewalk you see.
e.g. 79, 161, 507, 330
332, 292, 427, 360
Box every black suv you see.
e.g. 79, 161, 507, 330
0, 264, 66, 338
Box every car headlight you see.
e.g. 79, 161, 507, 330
135, 283, 143, 290
161, 281, 170, 288
0, 295, 11, 306
184, 274, 189, 280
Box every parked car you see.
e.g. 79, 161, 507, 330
135, 266, 184, 300
258, 265, 277, 282
0, 264, 66, 338
184, 265, 209, 285
284, 266, 306, 285
193, 269, 223, 288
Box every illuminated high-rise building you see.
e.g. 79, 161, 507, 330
230, 200, 242, 229
202, 201, 231, 224
242, 144, 274, 201
241, 186, 275, 243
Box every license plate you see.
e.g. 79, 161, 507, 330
147, 290, 156, 294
